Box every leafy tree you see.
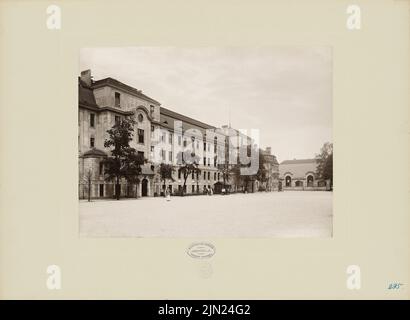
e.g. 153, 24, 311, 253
256, 148, 269, 191
102, 117, 138, 200
124, 152, 146, 197
176, 150, 201, 196
229, 164, 242, 192
217, 162, 231, 190
316, 142, 333, 189
159, 163, 175, 194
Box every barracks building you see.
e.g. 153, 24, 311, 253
78, 70, 277, 199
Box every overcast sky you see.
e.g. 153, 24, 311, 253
80, 47, 332, 163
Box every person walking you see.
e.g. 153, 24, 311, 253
165, 187, 171, 201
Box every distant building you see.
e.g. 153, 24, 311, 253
279, 159, 328, 190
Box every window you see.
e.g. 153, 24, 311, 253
138, 129, 144, 144
99, 184, 104, 197
138, 114, 144, 122
214, 157, 217, 166
90, 137, 95, 148
207, 158, 210, 166
191, 185, 195, 193
169, 133, 173, 144
196, 171, 199, 180
138, 151, 144, 159
203, 157, 206, 165
178, 136, 182, 146
150, 105, 155, 115
90, 113, 95, 127
183, 139, 187, 147
115, 115, 121, 124
203, 172, 206, 180
161, 133, 165, 142
214, 172, 216, 180
161, 149, 165, 161
178, 170, 181, 179
191, 171, 195, 179
114, 92, 121, 108
208, 172, 210, 180
218, 173, 220, 180
169, 151, 173, 162
151, 125, 155, 132
99, 162, 104, 175
203, 142, 206, 151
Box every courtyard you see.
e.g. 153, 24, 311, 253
79, 191, 333, 238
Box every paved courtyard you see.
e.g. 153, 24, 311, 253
79, 191, 333, 238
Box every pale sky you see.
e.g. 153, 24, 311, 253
80, 47, 332, 162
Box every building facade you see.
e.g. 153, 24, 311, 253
78, 70, 279, 199
279, 159, 328, 191
259, 147, 279, 191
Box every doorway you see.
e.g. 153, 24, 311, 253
142, 179, 148, 197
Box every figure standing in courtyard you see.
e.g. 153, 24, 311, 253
165, 187, 171, 201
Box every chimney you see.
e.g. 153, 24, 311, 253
80, 69, 92, 86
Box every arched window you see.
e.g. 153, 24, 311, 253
285, 176, 291, 187
137, 113, 144, 122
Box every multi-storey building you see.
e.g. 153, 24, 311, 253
78, 70, 278, 199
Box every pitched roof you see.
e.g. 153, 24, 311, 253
92, 77, 161, 105
81, 148, 107, 158
78, 78, 99, 108
279, 158, 318, 179
159, 107, 218, 137
280, 159, 317, 165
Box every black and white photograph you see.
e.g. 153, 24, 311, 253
78, 47, 333, 238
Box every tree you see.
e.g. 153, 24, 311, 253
159, 163, 175, 194
229, 164, 242, 192
176, 150, 201, 196
316, 142, 333, 189
217, 162, 232, 192
102, 117, 137, 200
256, 149, 269, 191
124, 152, 146, 197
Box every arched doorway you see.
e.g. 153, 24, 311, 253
285, 176, 292, 187
142, 179, 148, 197
307, 175, 314, 187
